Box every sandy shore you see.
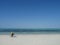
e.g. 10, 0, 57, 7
0, 34, 60, 45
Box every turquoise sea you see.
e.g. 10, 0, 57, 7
0, 28, 60, 35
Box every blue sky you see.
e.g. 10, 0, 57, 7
0, 0, 60, 28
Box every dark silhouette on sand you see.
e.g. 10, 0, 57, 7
11, 32, 14, 37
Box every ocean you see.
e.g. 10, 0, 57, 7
0, 29, 60, 35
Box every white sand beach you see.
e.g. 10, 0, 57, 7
0, 34, 60, 45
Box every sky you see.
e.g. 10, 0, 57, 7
0, 0, 60, 28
